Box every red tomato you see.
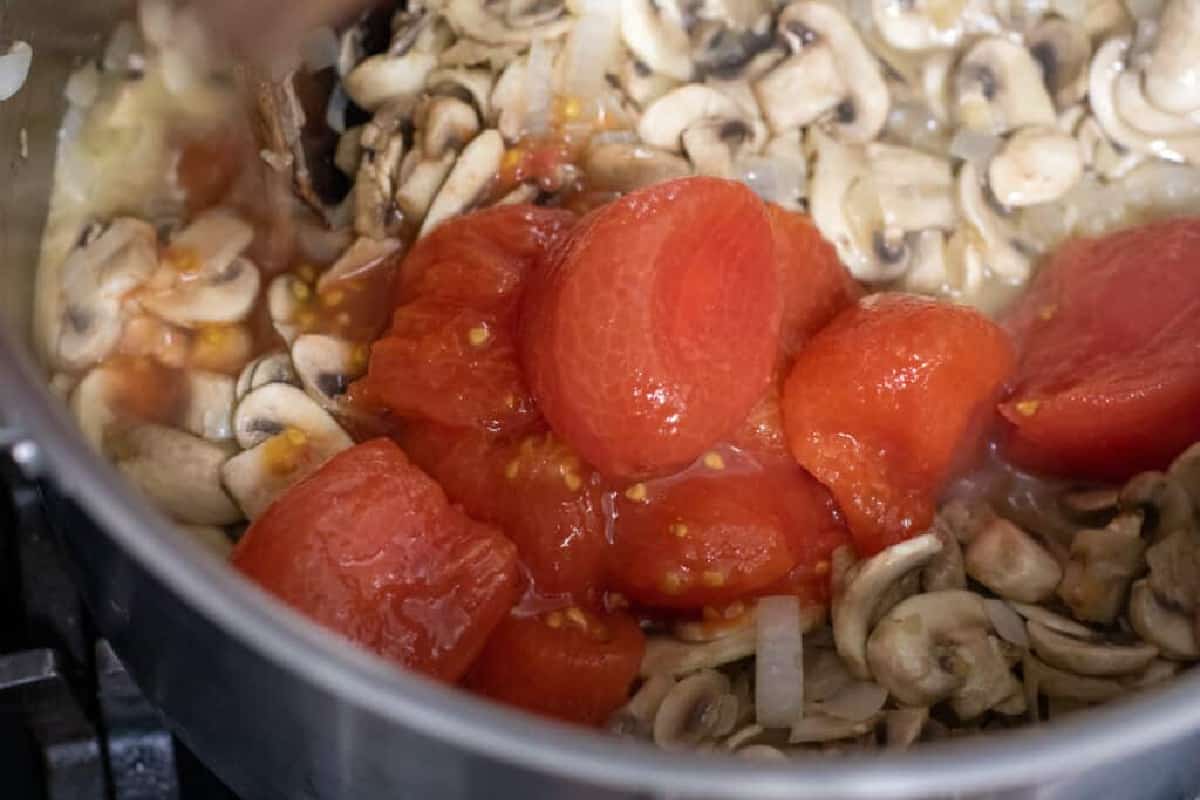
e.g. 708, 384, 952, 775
232, 439, 520, 682
401, 424, 608, 599
999, 218, 1200, 481
767, 205, 862, 361
607, 446, 844, 609
465, 609, 645, 726
521, 177, 780, 479
353, 205, 575, 432
782, 295, 1015, 555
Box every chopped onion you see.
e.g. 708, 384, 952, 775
738, 155, 807, 209
563, 0, 622, 103
302, 27, 340, 74
949, 129, 1001, 171
984, 598, 1030, 648
523, 38, 555, 136
813, 680, 889, 723
755, 596, 805, 729
0, 41, 33, 102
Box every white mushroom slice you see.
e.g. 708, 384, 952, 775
233, 383, 352, 451
1027, 17, 1091, 107
988, 127, 1083, 206
109, 424, 241, 526
832, 533, 943, 679
871, 0, 995, 51
444, 0, 572, 44
1027, 621, 1159, 676
867, 143, 956, 231
420, 130, 505, 237
1089, 37, 1200, 164
777, 2, 890, 142
344, 52, 437, 111
1022, 652, 1126, 703
1128, 580, 1200, 660
964, 517, 1062, 603
922, 50, 956, 125
958, 162, 1033, 282
181, 371, 235, 441
396, 152, 457, 222
805, 646, 855, 702
1124, 658, 1181, 689
236, 351, 298, 401
885, 708, 928, 750
615, 57, 682, 111
811, 680, 889, 722
652, 670, 736, 750
1058, 513, 1147, 623
1118, 471, 1193, 538
754, 50, 846, 134
583, 141, 693, 192
425, 68, 496, 120
1008, 602, 1100, 640
955, 38, 1056, 134
809, 130, 908, 281
641, 625, 757, 677
140, 256, 261, 329
638, 85, 746, 151
610, 674, 677, 735
1145, 529, 1200, 613
1114, 71, 1200, 137
1144, 0, 1200, 114
903, 230, 950, 294
922, 518, 967, 591
737, 745, 788, 761
166, 212, 255, 276
983, 598, 1030, 649
950, 633, 1022, 719
318, 237, 402, 292
221, 430, 348, 520
865, 589, 990, 707
421, 95, 482, 159
621, 0, 694, 81
178, 524, 234, 560
789, 712, 879, 743
681, 117, 768, 178
55, 219, 159, 370
292, 335, 367, 410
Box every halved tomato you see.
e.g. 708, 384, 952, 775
232, 439, 520, 682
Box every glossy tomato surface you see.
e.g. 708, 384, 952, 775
1000, 217, 1200, 481
521, 177, 780, 479
782, 294, 1015, 555
232, 439, 520, 682
465, 609, 644, 726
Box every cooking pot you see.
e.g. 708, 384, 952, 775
3, 2, 1200, 798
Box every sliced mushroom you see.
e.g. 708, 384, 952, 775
426, 67, 496, 121
866, 590, 994, 707
621, 0, 693, 81
1058, 513, 1147, 623
181, 371, 235, 441
344, 52, 437, 111
1168, 442, 1200, 511
420, 129, 505, 237
922, 517, 967, 591
950, 633, 1022, 719
1022, 652, 1125, 703
987, 127, 1083, 206
810, 680, 889, 723
984, 598, 1030, 649
1128, 579, 1200, 660
420, 95, 482, 159
353, 107, 408, 239
610, 674, 677, 737
109, 424, 241, 525
1027, 621, 1158, 676
737, 744, 789, 761
55, 219, 159, 370
1144, 0, 1200, 115
641, 625, 757, 677
867, 143, 956, 231
140, 255, 261, 330
805, 645, 855, 703
958, 162, 1033, 282
1120, 471, 1194, 539
652, 670, 736, 750
233, 383, 350, 451
235, 351, 298, 401
964, 517, 1062, 603
777, 2, 890, 142
1027, 16, 1091, 108
583, 140, 693, 192
753, 49, 846, 134
638, 85, 751, 151
885, 707, 928, 750
1145, 528, 1200, 612
832, 532, 944, 679
955, 37, 1057, 134
789, 712, 880, 743
396, 152, 458, 222
292, 335, 367, 410
318, 237, 403, 292
444, 0, 572, 45
1008, 602, 1099, 639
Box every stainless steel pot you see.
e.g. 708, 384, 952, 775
3, 3, 1200, 798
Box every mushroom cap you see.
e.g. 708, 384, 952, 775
955, 37, 1056, 135
420, 129, 505, 237
988, 127, 1084, 207
140, 256, 263, 329
292, 334, 367, 410
620, 0, 694, 81
638, 84, 747, 151
652, 670, 736, 750
233, 382, 353, 451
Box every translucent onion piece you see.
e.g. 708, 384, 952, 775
949, 129, 1002, 171
985, 598, 1031, 649
563, 0, 621, 103
738, 156, 808, 208
523, 38, 555, 136
0, 41, 33, 102
755, 596, 805, 729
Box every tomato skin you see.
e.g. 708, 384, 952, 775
232, 439, 520, 683
767, 205, 862, 362
353, 205, 576, 433
782, 294, 1015, 555
401, 423, 608, 600
1000, 218, 1200, 481
465, 609, 645, 726
521, 177, 781, 479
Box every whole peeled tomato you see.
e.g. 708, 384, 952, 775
1000, 217, 1200, 481
782, 294, 1015, 555
232, 439, 520, 683
520, 177, 780, 479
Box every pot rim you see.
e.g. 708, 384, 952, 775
3, 332, 1199, 800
